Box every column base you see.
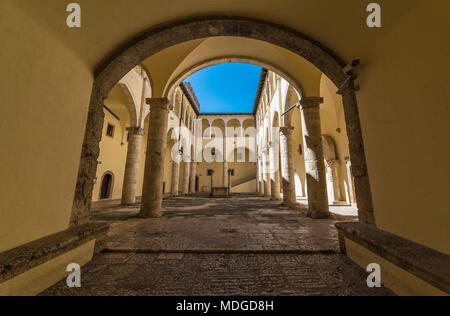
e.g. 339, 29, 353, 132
307, 210, 333, 219
121, 203, 136, 207
281, 201, 307, 210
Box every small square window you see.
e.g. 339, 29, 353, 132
106, 124, 115, 137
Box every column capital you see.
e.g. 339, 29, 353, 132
126, 126, 145, 136
279, 126, 294, 136
300, 97, 324, 110
326, 159, 340, 168
146, 97, 169, 110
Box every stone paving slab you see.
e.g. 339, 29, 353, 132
40, 195, 392, 296
40, 253, 393, 296
93, 196, 342, 253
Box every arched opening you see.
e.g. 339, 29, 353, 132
71, 17, 373, 227
99, 172, 114, 200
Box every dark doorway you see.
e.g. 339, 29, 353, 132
100, 173, 113, 199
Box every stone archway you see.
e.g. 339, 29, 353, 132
71, 17, 374, 226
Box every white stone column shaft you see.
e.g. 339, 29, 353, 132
256, 159, 259, 193
121, 127, 144, 205
140, 98, 169, 218
258, 159, 264, 195
182, 159, 191, 195
346, 161, 356, 204
171, 158, 180, 197
326, 159, 341, 203
223, 127, 228, 187
269, 140, 281, 200
263, 147, 271, 197
279, 127, 296, 205
189, 162, 197, 194
300, 97, 330, 219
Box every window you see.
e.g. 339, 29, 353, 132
106, 124, 115, 137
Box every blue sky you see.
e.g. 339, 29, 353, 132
184, 63, 262, 113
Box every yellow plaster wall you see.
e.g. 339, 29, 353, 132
354, 2, 450, 253
0, 2, 93, 252
91, 109, 128, 202
232, 179, 257, 194
196, 162, 223, 192
196, 161, 256, 193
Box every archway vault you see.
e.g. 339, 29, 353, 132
71, 17, 375, 226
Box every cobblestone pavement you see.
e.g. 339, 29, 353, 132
41, 195, 393, 296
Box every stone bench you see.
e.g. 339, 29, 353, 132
336, 222, 450, 295
0, 222, 109, 295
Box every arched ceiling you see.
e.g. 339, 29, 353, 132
12, 0, 421, 73
155, 37, 322, 98
105, 85, 131, 127
140, 39, 206, 100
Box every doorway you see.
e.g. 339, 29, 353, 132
100, 172, 114, 200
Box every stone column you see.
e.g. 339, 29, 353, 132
222, 127, 228, 187
279, 127, 296, 205
139, 98, 169, 218
256, 159, 260, 193
182, 158, 191, 195
223, 162, 228, 188
300, 97, 330, 219
121, 127, 145, 205
189, 161, 197, 194
269, 140, 281, 200
227, 170, 232, 195
170, 155, 180, 197
259, 159, 264, 195
326, 159, 341, 204
340, 85, 375, 224
346, 161, 356, 204
263, 146, 271, 197
209, 170, 214, 194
